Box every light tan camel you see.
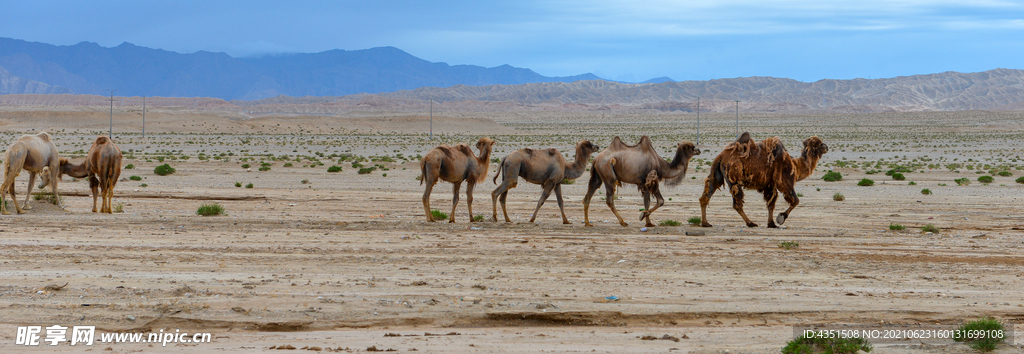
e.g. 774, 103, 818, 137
491, 140, 600, 224
41, 136, 123, 213
698, 132, 828, 228
420, 137, 496, 223
1, 132, 63, 215
582, 136, 701, 227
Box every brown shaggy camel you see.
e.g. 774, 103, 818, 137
490, 140, 600, 224
420, 137, 496, 223
698, 132, 828, 228
1, 132, 63, 215
583, 136, 700, 227
40, 136, 123, 213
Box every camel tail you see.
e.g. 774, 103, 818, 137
707, 157, 726, 191
96, 136, 111, 145
492, 156, 506, 184
4, 144, 26, 180
419, 159, 426, 186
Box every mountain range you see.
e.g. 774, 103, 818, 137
1, 38, 1024, 112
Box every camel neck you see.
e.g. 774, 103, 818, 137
793, 152, 819, 181
63, 160, 90, 179
564, 148, 591, 179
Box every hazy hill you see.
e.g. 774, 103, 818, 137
0, 38, 601, 100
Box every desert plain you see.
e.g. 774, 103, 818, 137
0, 104, 1023, 353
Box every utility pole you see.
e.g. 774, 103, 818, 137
734, 100, 740, 138
142, 95, 146, 138
429, 99, 433, 138
108, 89, 116, 138
696, 96, 700, 145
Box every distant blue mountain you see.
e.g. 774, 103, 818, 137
0, 38, 603, 100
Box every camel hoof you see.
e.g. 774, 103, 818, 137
767, 223, 778, 228
746, 222, 758, 227
1, 211, 9, 215
776, 214, 788, 225
638, 212, 648, 221
17, 210, 26, 214
448, 219, 456, 223
701, 222, 713, 228
584, 223, 593, 227
23, 205, 32, 210
563, 221, 571, 225
619, 222, 629, 227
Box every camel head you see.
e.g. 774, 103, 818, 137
576, 140, 600, 157
802, 136, 828, 159
475, 137, 496, 153
664, 141, 701, 186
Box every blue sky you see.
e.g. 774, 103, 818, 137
3, 0, 1023, 82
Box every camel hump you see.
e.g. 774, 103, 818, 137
456, 144, 474, 156
762, 136, 786, 162
735, 132, 751, 144
36, 132, 51, 142
95, 136, 111, 145
546, 148, 558, 156
609, 136, 626, 149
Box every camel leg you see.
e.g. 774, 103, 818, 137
466, 181, 476, 222
48, 168, 63, 210
554, 184, 570, 224
604, 182, 627, 226
499, 191, 511, 222
775, 188, 800, 225
729, 183, 757, 227
764, 188, 779, 228
582, 170, 602, 227
529, 182, 556, 223
699, 175, 724, 227
639, 189, 655, 227
22, 172, 37, 210
0, 178, 12, 215
89, 174, 100, 213
9, 182, 24, 214
449, 181, 462, 223
640, 187, 665, 227
422, 178, 438, 222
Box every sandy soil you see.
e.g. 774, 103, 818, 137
0, 107, 1023, 353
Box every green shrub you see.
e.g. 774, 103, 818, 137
978, 175, 994, 184
234, 182, 242, 188
921, 188, 932, 195
113, 203, 124, 213
196, 203, 225, 216
782, 335, 871, 354
241, 164, 250, 168
327, 165, 342, 173
124, 164, 135, 170
139, 183, 147, 187
1017, 176, 1024, 184
561, 178, 575, 184
687, 216, 702, 225
908, 181, 916, 185
245, 183, 254, 189
955, 178, 970, 186
891, 172, 905, 181
283, 163, 293, 167
833, 192, 845, 201
129, 175, 142, 181
778, 241, 799, 250
258, 166, 271, 171
821, 171, 842, 182
358, 166, 377, 174
473, 214, 485, 222
889, 223, 905, 231
154, 164, 175, 176
857, 178, 874, 186
953, 317, 1005, 351
997, 170, 1012, 177
431, 209, 448, 220
921, 224, 940, 233
659, 220, 682, 226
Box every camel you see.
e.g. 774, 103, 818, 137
698, 132, 828, 228
491, 140, 600, 224
1, 132, 63, 215
41, 136, 122, 213
583, 136, 701, 227
420, 137, 496, 223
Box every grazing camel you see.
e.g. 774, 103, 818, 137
491, 140, 600, 224
41, 136, 122, 213
583, 136, 701, 227
420, 137, 496, 223
698, 132, 828, 228
1, 132, 63, 215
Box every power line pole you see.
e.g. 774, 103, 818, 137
696, 96, 700, 145
734, 100, 740, 138
429, 99, 433, 138
108, 89, 116, 138
142, 95, 146, 138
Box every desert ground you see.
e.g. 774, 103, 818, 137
1, 105, 1024, 353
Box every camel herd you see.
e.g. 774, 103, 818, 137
421, 133, 828, 228
2, 132, 122, 215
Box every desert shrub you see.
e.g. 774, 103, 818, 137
921, 224, 940, 233
955, 178, 970, 186
778, 241, 799, 250
978, 175, 994, 184
234, 182, 242, 188
821, 171, 842, 182
283, 163, 293, 167
857, 178, 874, 186
953, 317, 1005, 351
908, 181, 916, 185
196, 203, 225, 216
327, 165, 343, 173
154, 164, 175, 176
782, 335, 871, 354
1017, 176, 1024, 184
33, 191, 64, 206
891, 172, 905, 181
301, 179, 310, 184
124, 164, 135, 170
833, 192, 845, 201
889, 223, 905, 231
921, 188, 932, 195
997, 170, 1012, 177
687, 216, 702, 225
245, 183, 254, 189
473, 214, 485, 222
358, 166, 377, 174
113, 203, 124, 213
431, 209, 448, 220
129, 175, 142, 181
241, 164, 250, 168
659, 220, 682, 226
561, 178, 575, 184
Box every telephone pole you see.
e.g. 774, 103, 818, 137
108, 89, 116, 138
142, 95, 146, 138
696, 96, 700, 145
429, 99, 433, 138
734, 100, 740, 138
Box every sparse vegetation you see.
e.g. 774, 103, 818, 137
235, 182, 242, 188
857, 178, 874, 186
33, 191, 64, 206
124, 163, 134, 170
891, 172, 905, 181
953, 317, 1005, 351
327, 165, 343, 173
129, 175, 142, 181
821, 170, 842, 182
154, 164, 175, 176
1017, 176, 1024, 184
245, 183, 254, 189
113, 203, 124, 213
921, 188, 932, 195
473, 214, 485, 222
687, 216, 702, 225
978, 175, 994, 184
833, 192, 845, 201
358, 166, 377, 174
431, 209, 448, 220
921, 224, 940, 233
889, 223, 905, 231
778, 241, 799, 250
196, 203, 225, 216
782, 334, 871, 354
955, 177, 970, 186
659, 219, 681, 226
